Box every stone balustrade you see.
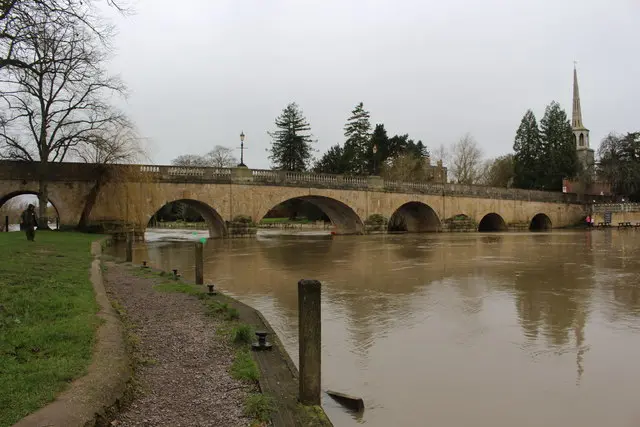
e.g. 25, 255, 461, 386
592, 203, 640, 213
0, 160, 580, 204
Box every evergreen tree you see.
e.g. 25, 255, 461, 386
343, 102, 372, 175
407, 140, 429, 158
268, 102, 314, 171
539, 101, 578, 190
598, 132, 640, 201
368, 124, 390, 174
513, 110, 542, 189
313, 144, 346, 174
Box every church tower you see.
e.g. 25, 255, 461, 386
572, 66, 595, 173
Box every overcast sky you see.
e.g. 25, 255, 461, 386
105, 0, 639, 169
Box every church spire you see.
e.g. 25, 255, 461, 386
572, 65, 584, 129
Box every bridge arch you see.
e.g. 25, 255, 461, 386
0, 190, 61, 229
478, 212, 507, 232
148, 199, 227, 238
529, 213, 552, 231
388, 201, 440, 232
257, 195, 364, 234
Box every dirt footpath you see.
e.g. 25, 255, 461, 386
104, 263, 255, 427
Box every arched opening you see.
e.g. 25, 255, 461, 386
478, 213, 507, 232
529, 213, 552, 231
259, 196, 363, 235
0, 191, 60, 231
388, 202, 440, 233
579, 133, 585, 147
147, 199, 226, 238
261, 199, 330, 225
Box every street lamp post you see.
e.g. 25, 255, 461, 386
372, 144, 378, 175
238, 131, 246, 167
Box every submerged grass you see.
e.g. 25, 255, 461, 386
0, 231, 101, 427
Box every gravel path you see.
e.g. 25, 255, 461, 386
104, 264, 254, 427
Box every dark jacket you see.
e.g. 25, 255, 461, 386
21, 209, 38, 228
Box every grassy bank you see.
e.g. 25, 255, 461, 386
0, 231, 100, 427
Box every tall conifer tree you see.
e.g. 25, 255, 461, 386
268, 103, 314, 171
513, 110, 542, 189
539, 101, 579, 190
343, 102, 372, 175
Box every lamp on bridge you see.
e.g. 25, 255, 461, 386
373, 144, 378, 175
238, 131, 247, 167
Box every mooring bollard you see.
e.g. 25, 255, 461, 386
207, 284, 216, 295
125, 234, 133, 263
298, 279, 321, 406
4, 215, 8, 232
142, 261, 148, 268
195, 241, 204, 285
252, 331, 273, 351
172, 269, 179, 279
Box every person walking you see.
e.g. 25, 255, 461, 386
20, 204, 38, 241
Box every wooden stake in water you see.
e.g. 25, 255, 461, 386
195, 241, 204, 285
298, 279, 322, 405
125, 233, 133, 263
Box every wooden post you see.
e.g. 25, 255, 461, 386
125, 233, 133, 262
298, 279, 321, 406
4, 215, 8, 232
56, 217, 59, 230
195, 241, 204, 285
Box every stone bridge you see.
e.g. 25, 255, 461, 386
0, 161, 587, 237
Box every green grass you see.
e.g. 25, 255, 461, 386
244, 393, 275, 422
230, 349, 260, 382
0, 231, 101, 427
232, 324, 254, 345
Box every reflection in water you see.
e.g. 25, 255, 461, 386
110, 230, 640, 427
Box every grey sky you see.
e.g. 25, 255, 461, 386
106, 0, 639, 169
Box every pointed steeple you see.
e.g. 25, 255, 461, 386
572, 65, 585, 129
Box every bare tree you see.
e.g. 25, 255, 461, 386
450, 133, 484, 184
204, 145, 237, 167
0, 0, 129, 72
0, 5, 127, 227
381, 153, 429, 182
432, 143, 449, 166
172, 154, 209, 167
172, 146, 237, 168
74, 121, 145, 165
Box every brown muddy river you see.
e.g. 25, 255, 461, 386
111, 230, 640, 427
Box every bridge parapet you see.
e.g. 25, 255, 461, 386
592, 203, 640, 213
0, 160, 580, 204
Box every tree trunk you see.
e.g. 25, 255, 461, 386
38, 179, 51, 230
77, 179, 102, 231
77, 167, 108, 231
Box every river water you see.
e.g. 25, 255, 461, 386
110, 229, 640, 427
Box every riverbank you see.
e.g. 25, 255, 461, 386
103, 260, 332, 426
0, 232, 101, 426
